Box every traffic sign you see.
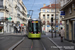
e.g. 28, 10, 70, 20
8, 17, 12, 21
56, 25, 58, 27
47, 25, 50, 27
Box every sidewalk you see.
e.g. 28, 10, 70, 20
0, 32, 26, 36
48, 33, 75, 50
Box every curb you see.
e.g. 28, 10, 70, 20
48, 37, 63, 50
8, 37, 25, 50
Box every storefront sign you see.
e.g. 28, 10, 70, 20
21, 24, 23, 26
60, 11, 65, 16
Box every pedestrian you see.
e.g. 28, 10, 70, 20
58, 29, 61, 37
60, 27, 65, 42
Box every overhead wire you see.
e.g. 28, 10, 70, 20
31, 0, 35, 10
29, 0, 35, 18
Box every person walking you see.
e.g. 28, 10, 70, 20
60, 27, 65, 42
59, 29, 61, 37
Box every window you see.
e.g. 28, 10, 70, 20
47, 21, 49, 24
56, 14, 59, 19
43, 14, 45, 19
69, 8, 72, 14
51, 9, 55, 12
47, 9, 49, 12
17, 6, 20, 10
0, 0, 3, 7
43, 21, 45, 24
0, 12, 4, 20
29, 21, 41, 33
47, 14, 49, 18
51, 14, 54, 17
43, 10, 45, 12
17, 14, 20, 16
72, 4, 75, 8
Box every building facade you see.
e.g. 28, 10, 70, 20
0, 0, 27, 33
39, 4, 63, 32
60, 0, 75, 43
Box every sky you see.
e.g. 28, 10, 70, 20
22, 0, 55, 19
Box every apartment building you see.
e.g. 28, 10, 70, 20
39, 4, 62, 32
60, 0, 75, 43
0, 0, 27, 33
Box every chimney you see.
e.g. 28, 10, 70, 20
50, 3, 51, 7
43, 4, 46, 7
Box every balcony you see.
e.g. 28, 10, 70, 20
60, 0, 73, 10
22, 18, 26, 21
5, 6, 9, 12
17, 14, 22, 20
21, 11, 25, 16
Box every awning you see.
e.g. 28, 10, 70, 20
62, 16, 75, 21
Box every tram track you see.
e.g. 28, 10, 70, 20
12, 36, 59, 50
40, 40, 46, 50
30, 39, 45, 50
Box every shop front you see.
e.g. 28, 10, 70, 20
0, 21, 4, 34
0, 25, 3, 33
73, 21, 75, 43
64, 19, 75, 43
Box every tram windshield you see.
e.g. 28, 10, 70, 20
29, 21, 41, 33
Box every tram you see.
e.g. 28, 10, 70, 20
27, 19, 41, 38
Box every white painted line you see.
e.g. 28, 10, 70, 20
70, 42, 75, 46
48, 37, 63, 50
8, 37, 25, 50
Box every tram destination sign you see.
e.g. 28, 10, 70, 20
32, 21, 38, 23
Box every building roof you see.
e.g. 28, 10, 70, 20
41, 4, 60, 9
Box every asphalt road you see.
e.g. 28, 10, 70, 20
0, 35, 24, 50
14, 35, 59, 50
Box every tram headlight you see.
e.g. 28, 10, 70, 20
38, 32, 40, 33
31, 32, 33, 33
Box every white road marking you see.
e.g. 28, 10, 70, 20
8, 37, 25, 50
48, 37, 63, 50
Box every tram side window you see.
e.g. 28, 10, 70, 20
38, 22, 41, 32
29, 21, 32, 32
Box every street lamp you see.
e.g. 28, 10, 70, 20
51, 16, 53, 38
55, 0, 56, 37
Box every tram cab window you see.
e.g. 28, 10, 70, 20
28, 21, 32, 32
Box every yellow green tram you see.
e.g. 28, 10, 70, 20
27, 19, 41, 38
